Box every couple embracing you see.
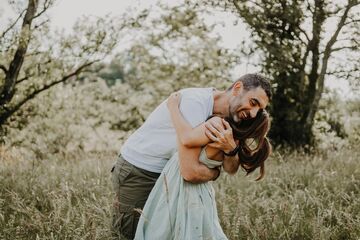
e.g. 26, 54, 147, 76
111, 73, 272, 239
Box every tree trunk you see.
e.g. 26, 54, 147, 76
298, 0, 326, 143
269, 71, 312, 147
0, 0, 39, 106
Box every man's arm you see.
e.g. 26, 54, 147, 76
167, 92, 240, 178
177, 138, 220, 183
222, 155, 240, 175
167, 92, 219, 183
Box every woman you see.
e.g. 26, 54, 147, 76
134, 92, 271, 239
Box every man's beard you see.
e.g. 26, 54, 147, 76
229, 105, 242, 123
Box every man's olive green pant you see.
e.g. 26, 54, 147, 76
111, 155, 160, 239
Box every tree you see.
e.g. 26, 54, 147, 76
3, 3, 240, 156
202, 0, 360, 146
109, 3, 240, 112
0, 0, 143, 129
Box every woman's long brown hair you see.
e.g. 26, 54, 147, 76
225, 109, 272, 180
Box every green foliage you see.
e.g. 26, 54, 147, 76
2, 3, 240, 158
113, 3, 239, 99
201, 0, 360, 146
3, 80, 145, 158
312, 91, 360, 150
96, 59, 125, 87
0, 0, 146, 127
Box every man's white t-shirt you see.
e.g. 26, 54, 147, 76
120, 88, 214, 173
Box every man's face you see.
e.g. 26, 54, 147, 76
229, 86, 269, 123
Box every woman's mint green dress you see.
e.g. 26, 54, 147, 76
134, 148, 228, 240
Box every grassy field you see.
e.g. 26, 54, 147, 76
0, 146, 359, 240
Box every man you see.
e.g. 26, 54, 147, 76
111, 73, 271, 239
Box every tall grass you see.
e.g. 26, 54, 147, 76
0, 150, 116, 240
1, 147, 359, 239
215, 147, 360, 240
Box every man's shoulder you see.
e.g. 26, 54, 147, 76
180, 87, 214, 100
180, 87, 214, 93
179, 87, 214, 124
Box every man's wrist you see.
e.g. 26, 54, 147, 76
224, 145, 240, 156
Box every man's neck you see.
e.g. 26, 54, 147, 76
212, 90, 229, 117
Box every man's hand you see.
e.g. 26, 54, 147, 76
206, 118, 240, 174
205, 118, 237, 153
167, 92, 181, 109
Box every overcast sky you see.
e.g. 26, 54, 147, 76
0, 0, 354, 96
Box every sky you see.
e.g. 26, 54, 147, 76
0, 0, 354, 96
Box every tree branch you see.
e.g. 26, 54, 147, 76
300, 38, 311, 69
326, 68, 360, 75
25, 61, 97, 98
232, 0, 243, 15
327, 6, 345, 16
336, 37, 356, 42
303, 0, 326, 112
298, 26, 310, 42
25, 50, 47, 57
246, 0, 263, 9
330, 45, 358, 53
15, 75, 31, 84
0, 64, 8, 74
305, 0, 315, 14
32, 19, 50, 30
322, 1, 357, 63
0, 9, 26, 39
15, 60, 52, 85
344, 18, 360, 25
0, 60, 99, 126
306, 0, 357, 125
32, 0, 54, 19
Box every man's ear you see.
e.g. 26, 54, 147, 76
232, 81, 243, 96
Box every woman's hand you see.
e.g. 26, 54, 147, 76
167, 91, 181, 110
